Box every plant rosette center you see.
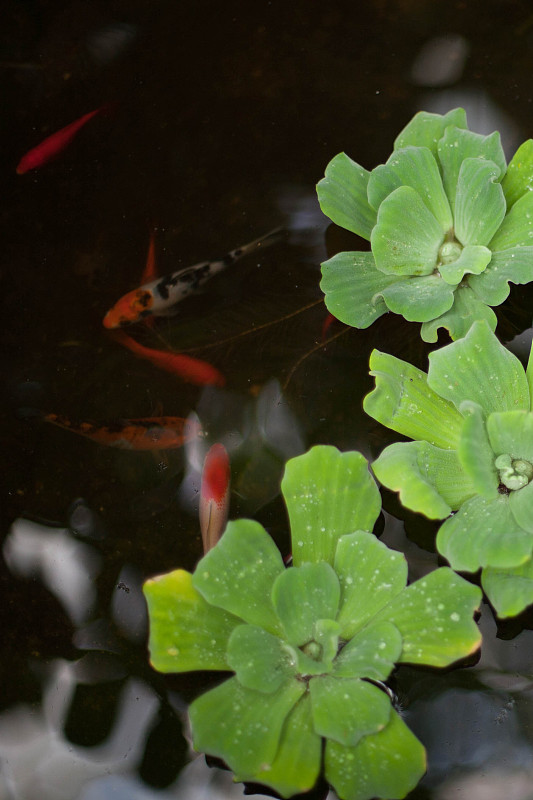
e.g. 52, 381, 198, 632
318, 107, 533, 342
495, 454, 533, 491
143, 446, 481, 800
363, 319, 533, 619
438, 237, 463, 267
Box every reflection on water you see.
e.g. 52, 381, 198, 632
177, 379, 305, 518
4, 519, 102, 626
4, 0, 533, 798
0, 659, 158, 800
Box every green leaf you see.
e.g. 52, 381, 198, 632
325, 708, 427, 800
370, 186, 444, 276
439, 244, 491, 285
469, 246, 533, 305
143, 569, 240, 673
193, 519, 285, 635
427, 319, 530, 413
320, 250, 400, 328
371, 440, 475, 519
190, 675, 305, 775
364, 350, 463, 449
488, 189, 533, 250
454, 158, 506, 246
367, 146, 452, 230
314, 618, 342, 664
334, 621, 403, 680
436, 494, 533, 571
487, 410, 533, 463
501, 138, 533, 209
482, 557, 533, 618
438, 127, 506, 213
528, 342, 533, 410
281, 445, 381, 567
379, 273, 455, 322
394, 107, 467, 155
310, 675, 391, 746
272, 562, 340, 645
317, 152, 377, 239
457, 401, 499, 499
334, 531, 407, 640
375, 568, 482, 666
234, 694, 322, 799
509, 480, 533, 534
226, 625, 295, 692
421, 284, 497, 342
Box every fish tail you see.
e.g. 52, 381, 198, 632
229, 226, 287, 260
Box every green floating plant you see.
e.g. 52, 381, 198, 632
364, 319, 533, 618
144, 445, 481, 800
318, 107, 533, 341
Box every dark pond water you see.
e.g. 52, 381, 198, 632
3, 1, 533, 798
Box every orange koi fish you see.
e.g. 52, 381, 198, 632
102, 227, 285, 328
42, 412, 202, 450
16, 105, 107, 174
111, 329, 226, 387
140, 229, 158, 328
199, 443, 230, 553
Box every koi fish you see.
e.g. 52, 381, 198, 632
199, 443, 230, 553
111, 329, 226, 387
16, 105, 107, 174
41, 412, 202, 450
102, 227, 285, 328
140, 229, 158, 328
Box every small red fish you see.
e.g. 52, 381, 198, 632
42, 412, 202, 450
141, 228, 157, 284
199, 443, 231, 553
111, 329, 226, 387
321, 312, 336, 342
16, 105, 107, 174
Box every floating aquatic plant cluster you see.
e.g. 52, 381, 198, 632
143, 109, 533, 800
318, 107, 533, 341
144, 447, 481, 800
365, 319, 533, 618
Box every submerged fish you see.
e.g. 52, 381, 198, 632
199, 443, 230, 553
111, 329, 226, 387
16, 105, 108, 174
140, 228, 157, 285
102, 227, 285, 328
41, 412, 202, 450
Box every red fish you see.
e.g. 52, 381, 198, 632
141, 229, 157, 284
42, 412, 202, 450
16, 105, 107, 174
321, 312, 336, 342
199, 443, 231, 553
111, 329, 226, 387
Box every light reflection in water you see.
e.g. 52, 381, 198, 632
0, 661, 157, 800
3, 519, 102, 626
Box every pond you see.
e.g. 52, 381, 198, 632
3, 1, 533, 798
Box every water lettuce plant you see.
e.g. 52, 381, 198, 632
318, 107, 533, 341
364, 319, 533, 618
144, 446, 481, 800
